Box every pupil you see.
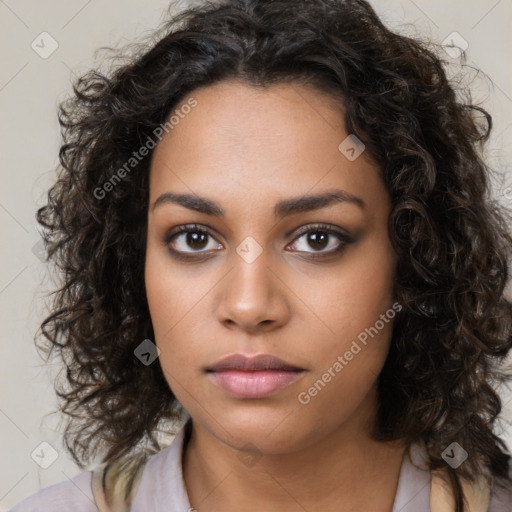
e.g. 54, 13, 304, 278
309, 232, 328, 250
187, 231, 207, 249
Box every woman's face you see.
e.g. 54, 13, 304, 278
145, 79, 397, 453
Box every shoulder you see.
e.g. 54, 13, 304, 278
488, 476, 512, 512
130, 424, 192, 510
395, 441, 512, 512
8, 470, 97, 512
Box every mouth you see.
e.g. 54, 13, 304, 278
205, 354, 306, 399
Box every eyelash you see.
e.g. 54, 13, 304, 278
164, 223, 352, 261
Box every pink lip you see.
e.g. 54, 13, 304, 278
205, 353, 305, 399
208, 369, 304, 399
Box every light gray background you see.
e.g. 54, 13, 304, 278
1, 0, 511, 509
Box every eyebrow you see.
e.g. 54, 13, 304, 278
151, 189, 364, 218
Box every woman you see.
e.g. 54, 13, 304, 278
10, 0, 512, 510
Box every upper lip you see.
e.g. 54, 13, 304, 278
206, 354, 303, 372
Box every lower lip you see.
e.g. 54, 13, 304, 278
208, 370, 304, 399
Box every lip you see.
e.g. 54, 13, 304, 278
206, 353, 303, 372
205, 354, 305, 399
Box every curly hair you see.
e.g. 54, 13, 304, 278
36, 0, 512, 508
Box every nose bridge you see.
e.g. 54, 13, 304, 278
233, 238, 272, 299
216, 235, 289, 330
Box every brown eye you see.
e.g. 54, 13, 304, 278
165, 224, 222, 254
288, 224, 352, 257
181, 231, 209, 250
164, 222, 352, 260
305, 231, 329, 251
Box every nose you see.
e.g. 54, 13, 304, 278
215, 250, 290, 334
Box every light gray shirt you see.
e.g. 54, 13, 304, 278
9, 424, 512, 511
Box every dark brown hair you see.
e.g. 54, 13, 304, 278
36, 1, 512, 509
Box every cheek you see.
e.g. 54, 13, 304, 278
144, 247, 185, 361
145, 234, 200, 336
303, 233, 395, 342
295, 291, 395, 427
295, 234, 396, 388
144, 245, 215, 383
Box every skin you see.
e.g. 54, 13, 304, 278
145, 79, 405, 512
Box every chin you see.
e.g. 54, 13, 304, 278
203, 404, 313, 454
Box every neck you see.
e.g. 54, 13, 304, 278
182, 389, 406, 512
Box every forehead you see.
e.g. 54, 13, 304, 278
148, 80, 387, 221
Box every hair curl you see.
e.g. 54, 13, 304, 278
36, 0, 512, 509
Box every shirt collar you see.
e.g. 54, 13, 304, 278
134, 420, 431, 512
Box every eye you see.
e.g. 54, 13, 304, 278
287, 223, 352, 258
165, 224, 221, 255
164, 223, 352, 259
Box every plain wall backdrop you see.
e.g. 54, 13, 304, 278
1, 0, 511, 509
